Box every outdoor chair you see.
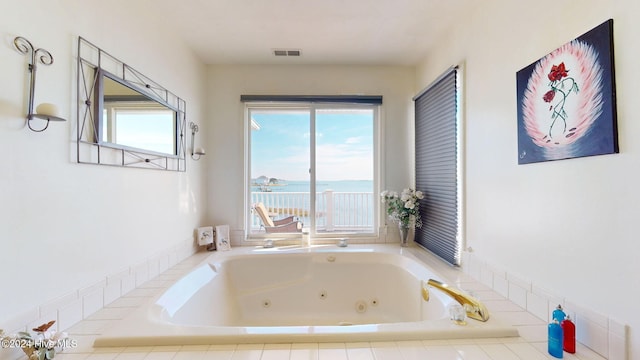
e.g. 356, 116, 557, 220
253, 202, 303, 233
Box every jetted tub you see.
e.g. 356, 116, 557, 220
94, 245, 518, 346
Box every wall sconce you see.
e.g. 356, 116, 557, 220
13, 36, 66, 132
189, 121, 206, 160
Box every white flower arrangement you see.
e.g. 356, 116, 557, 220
380, 188, 424, 228
0, 321, 69, 360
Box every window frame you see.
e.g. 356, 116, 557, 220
243, 101, 382, 241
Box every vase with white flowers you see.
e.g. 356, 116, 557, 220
380, 188, 424, 246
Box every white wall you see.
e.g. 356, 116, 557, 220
206, 65, 415, 239
5, 0, 637, 357
0, 0, 207, 337
416, 0, 639, 357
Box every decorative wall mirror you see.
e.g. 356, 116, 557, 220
77, 37, 186, 171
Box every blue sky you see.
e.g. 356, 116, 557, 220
110, 109, 175, 154
250, 109, 374, 181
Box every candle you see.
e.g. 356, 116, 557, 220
35, 103, 59, 117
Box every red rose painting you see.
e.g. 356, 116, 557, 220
516, 19, 618, 164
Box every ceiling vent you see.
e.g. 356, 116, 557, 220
273, 49, 302, 57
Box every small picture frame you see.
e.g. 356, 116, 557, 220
196, 226, 215, 251
215, 225, 231, 251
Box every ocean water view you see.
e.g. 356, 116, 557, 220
251, 179, 374, 194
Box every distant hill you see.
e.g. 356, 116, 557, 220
252, 176, 286, 185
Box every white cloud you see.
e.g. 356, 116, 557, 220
345, 136, 362, 144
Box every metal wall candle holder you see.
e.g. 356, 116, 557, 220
189, 121, 206, 160
13, 36, 66, 132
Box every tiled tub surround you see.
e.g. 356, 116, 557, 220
459, 250, 629, 360
0, 242, 624, 360
0, 242, 198, 360
94, 246, 517, 347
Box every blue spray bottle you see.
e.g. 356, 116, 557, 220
548, 318, 564, 358
552, 304, 566, 322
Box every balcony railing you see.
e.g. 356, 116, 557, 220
251, 190, 375, 233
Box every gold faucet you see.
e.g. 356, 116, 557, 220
422, 279, 490, 322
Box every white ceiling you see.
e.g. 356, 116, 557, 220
146, 0, 475, 66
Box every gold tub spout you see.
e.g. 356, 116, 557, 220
424, 279, 490, 322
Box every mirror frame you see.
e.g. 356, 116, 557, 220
77, 37, 187, 171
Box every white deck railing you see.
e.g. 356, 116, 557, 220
251, 190, 375, 233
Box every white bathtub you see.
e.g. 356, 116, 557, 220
94, 245, 518, 346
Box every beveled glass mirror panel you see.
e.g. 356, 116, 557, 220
97, 71, 179, 156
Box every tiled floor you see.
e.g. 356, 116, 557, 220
48, 249, 606, 360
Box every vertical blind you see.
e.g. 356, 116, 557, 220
413, 67, 460, 265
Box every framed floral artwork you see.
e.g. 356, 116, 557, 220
196, 226, 215, 251
215, 225, 231, 251
516, 19, 618, 164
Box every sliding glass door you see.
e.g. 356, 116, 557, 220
247, 104, 377, 237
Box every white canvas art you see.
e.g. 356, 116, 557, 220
196, 226, 215, 250
215, 225, 231, 251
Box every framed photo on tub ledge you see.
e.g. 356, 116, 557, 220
196, 226, 215, 251
516, 19, 618, 165
215, 225, 231, 251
